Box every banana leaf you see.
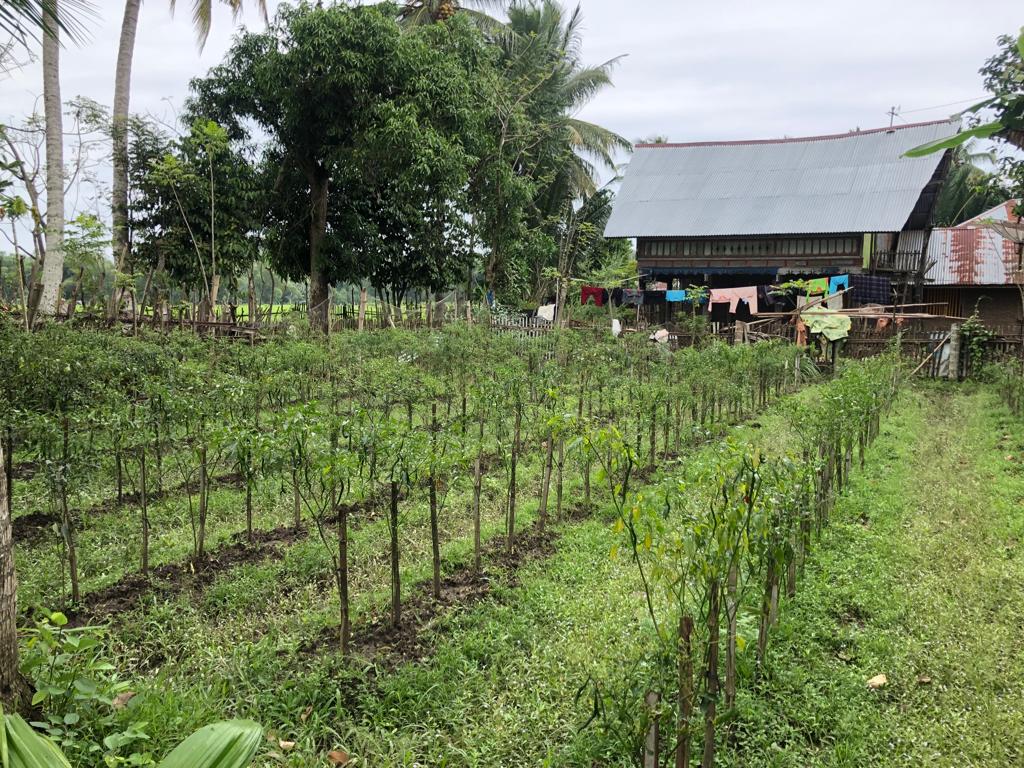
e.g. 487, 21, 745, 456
158, 720, 261, 768
903, 121, 1004, 158
0, 711, 73, 768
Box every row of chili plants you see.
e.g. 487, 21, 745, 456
1, 322, 805, 650
586, 351, 903, 766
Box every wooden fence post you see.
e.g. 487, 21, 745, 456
734, 321, 747, 345
644, 690, 660, 768
947, 323, 961, 381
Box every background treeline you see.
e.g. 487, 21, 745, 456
1, 1, 633, 331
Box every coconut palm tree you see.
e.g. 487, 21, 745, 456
401, 0, 627, 296
38, 0, 63, 317
109, 0, 267, 317
503, 1, 628, 195
5, 0, 92, 317
933, 142, 1007, 226
500, 1, 629, 293
397, 0, 504, 29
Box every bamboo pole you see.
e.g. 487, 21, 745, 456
908, 331, 954, 378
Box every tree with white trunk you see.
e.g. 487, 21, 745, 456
109, 0, 267, 320
39, 0, 64, 317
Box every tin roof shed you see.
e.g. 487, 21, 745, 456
925, 200, 1024, 285
605, 119, 961, 238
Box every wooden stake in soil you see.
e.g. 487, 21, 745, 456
390, 479, 402, 629
677, 613, 694, 768
507, 399, 522, 555
140, 447, 149, 577
473, 416, 484, 573
702, 580, 721, 768
429, 403, 441, 600
643, 690, 660, 768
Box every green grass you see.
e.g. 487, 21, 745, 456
17, 379, 1024, 766
726, 383, 1024, 767
89, 384, 814, 766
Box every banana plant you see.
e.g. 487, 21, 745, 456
1, 711, 261, 768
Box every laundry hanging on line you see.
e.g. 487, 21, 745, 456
735, 299, 754, 322
802, 309, 852, 341
581, 286, 605, 306
829, 274, 850, 294
709, 302, 731, 324
709, 286, 758, 314
850, 274, 891, 304
805, 277, 829, 295
621, 288, 644, 306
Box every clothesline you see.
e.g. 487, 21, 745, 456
575, 273, 896, 320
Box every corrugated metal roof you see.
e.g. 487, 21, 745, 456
605, 119, 960, 238
926, 200, 1024, 285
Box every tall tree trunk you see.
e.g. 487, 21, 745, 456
3, 428, 12, 523
357, 286, 367, 331
0, 439, 29, 713
109, 0, 140, 320
389, 479, 401, 629
308, 172, 330, 334
40, 9, 64, 316
247, 269, 257, 327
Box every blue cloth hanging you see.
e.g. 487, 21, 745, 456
829, 274, 849, 294
666, 289, 687, 302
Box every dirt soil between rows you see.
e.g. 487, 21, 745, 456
301, 516, 561, 667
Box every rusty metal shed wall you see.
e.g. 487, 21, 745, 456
605, 120, 960, 238
926, 200, 1023, 285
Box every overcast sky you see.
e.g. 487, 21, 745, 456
1, 0, 1021, 215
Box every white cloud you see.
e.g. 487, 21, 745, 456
1, 0, 1020, 210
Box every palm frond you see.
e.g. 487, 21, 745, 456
188, 0, 267, 49
561, 62, 623, 109
459, 7, 507, 35
0, 0, 95, 48
566, 117, 630, 164
559, 2, 584, 61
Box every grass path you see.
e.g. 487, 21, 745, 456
732, 384, 1024, 766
